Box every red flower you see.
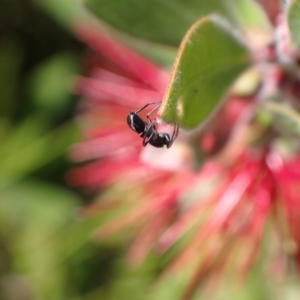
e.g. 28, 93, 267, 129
67, 20, 300, 298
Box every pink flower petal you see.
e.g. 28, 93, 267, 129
74, 22, 169, 91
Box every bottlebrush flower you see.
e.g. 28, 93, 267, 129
67, 5, 300, 298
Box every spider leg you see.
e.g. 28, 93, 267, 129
167, 122, 179, 148
135, 101, 162, 114
146, 104, 161, 125
143, 124, 156, 146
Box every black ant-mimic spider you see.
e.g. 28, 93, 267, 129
127, 101, 179, 148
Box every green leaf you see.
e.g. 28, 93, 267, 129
82, 0, 197, 45
82, 0, 270, 46
287, 0, 300, 49
159, 16, 251, 129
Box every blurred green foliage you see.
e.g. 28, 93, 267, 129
0, 0, 300, 299
0, 1, 166, 299
0, 1, 114, 299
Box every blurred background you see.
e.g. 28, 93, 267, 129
1, 0, 300, 299
0, 0, 124, 299
0, 0, 181, 299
